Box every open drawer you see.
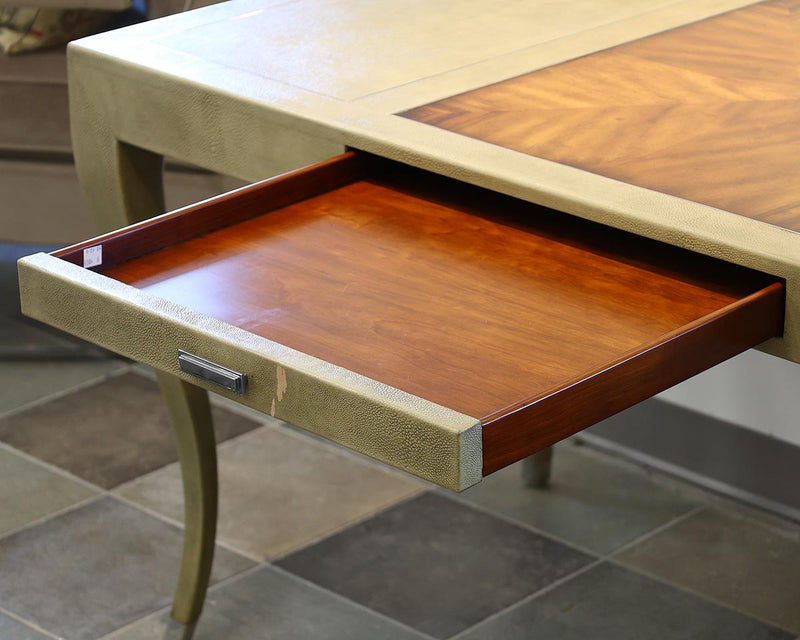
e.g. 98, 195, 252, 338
18, 151, 784, 490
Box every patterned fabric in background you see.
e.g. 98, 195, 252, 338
0, 7, 110, 54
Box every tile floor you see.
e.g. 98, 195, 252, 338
0, 354, 797, 639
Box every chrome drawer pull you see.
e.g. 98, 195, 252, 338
177, 350, 247, 395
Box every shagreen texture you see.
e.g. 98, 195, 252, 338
18, 253, 482, 491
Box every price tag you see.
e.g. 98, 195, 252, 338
83, 245, 102, 268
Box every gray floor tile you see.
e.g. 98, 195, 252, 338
0, 372, 261, 488
0, 446, 97, 535
616, 508, 800, 634
458, 562, 793, 640
116, 423, 423, 558
108, 566, 431, 640
588, 395, 800, 515
0, 497, 253, 640
0, 612, 52, 639
0, 359, 126, 416
458, 442, 697, 554
277, 492, 594, 639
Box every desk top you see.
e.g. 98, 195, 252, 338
68, 0, 800, 363
403, 0, 800, 232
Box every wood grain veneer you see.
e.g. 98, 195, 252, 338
53, 152, 368, 270
86, 155, 784, 473
402, 0, 800, 232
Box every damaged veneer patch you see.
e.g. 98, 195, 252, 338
270, 365, 288, 416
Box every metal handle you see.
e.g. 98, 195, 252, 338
177, 350, 247, 395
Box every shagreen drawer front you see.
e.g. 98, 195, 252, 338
18, 152, 784, 490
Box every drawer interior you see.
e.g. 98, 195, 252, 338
52, 152, 784, 475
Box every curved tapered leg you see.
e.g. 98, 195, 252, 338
156, 371, 218, 627
522, 446, 553, 488
70, 74, 217, 634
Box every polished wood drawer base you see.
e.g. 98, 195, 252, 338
19, 152, 784, 489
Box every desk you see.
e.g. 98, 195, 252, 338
18, 0, 800, 633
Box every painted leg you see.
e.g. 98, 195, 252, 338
522, 446, 553, 488
157, 372, 218, 628
70, 74, 217, 633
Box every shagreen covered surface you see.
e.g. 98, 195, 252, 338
18, 253, 482, 491
65, 0, 800, 365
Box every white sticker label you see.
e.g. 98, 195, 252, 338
83, 245, 102, 268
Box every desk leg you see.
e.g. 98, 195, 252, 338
70, 120, 218, 631
522, 446, 553, 488
157, 372, 218, 629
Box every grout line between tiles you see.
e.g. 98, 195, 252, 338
112, 421, 425, 563
108, 492, 264, 564
445, 499, 794, 640
1, 384, 420, 567
96, 563, 269, 640
0, 450, 257, 564
142, 361, 433, 491
435, 487, 599, 557
204, 561, 268, 594
578, 433, 800, 524
443, 504, 709, 639
0, 361, 132, 421
606, 504, 706, 558
211, 421, 274, 454
0, 495, 104, 545
94, 603, 173, 640
447, 557, 606, 640
268, 564, 439, 640
209, 389, 437, 489
0, 605, 61, 640
267, 419, 435, 488
0, 439, 106, 493
269, 487, 427, 562
107, 422, 272, 496
608, 558, 799, 636
99, 560, 438, 640
6, 368, 796, 637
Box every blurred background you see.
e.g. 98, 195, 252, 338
0, 0, 242, 360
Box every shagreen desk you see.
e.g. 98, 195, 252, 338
17, 0, 799, 633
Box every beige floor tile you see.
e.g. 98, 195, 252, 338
116, 423, 424, 559
0, 372, 261, 489
0, 446, 97, 535
0, 497, 252, 639
615, 508, 800, 634
108, 566, 429, 640
458, 442, 697, 554
0, 359, 127, 417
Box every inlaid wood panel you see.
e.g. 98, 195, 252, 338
96, 158, 783, 475
402, 0, 800, 232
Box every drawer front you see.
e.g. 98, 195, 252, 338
18, 252, 482, 491
18, 152, 784, 490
